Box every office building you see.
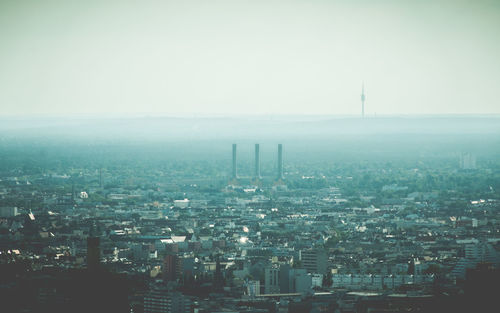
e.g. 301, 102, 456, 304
264, 266, 280, 294
300, 248, 327, 275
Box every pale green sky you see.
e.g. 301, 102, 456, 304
0, 0, 499, 116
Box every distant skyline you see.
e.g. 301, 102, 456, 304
1, 0, 499, 116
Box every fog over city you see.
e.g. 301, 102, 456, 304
1, 1, 499, 313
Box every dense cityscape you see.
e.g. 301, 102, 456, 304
0, 116, 499, 313
2, 0, 500, 311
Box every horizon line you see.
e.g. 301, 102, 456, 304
1, 113, 500, 120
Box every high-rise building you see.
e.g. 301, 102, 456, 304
264, 266, 280, 294
279, 264, 293, 293
460, 152, 477, 169
254, 143, 261, 179
300, 249, 327, 275
277, 144, 284, 180
294, 270, 312, 294
279, 264, 311, 294
163, 254, 182, 282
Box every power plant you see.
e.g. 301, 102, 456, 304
230, 144, 284, 183
255, 144, 261, 179
232, 143, 237, 179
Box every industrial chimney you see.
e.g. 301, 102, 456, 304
255, 144, 261, 179
232, 144, 237, 179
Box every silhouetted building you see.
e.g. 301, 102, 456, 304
163, 254, 181, 282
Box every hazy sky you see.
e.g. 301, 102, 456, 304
1, 0, 499, 116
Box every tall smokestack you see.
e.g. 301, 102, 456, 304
232, 144, 237, 179
99, 168, 103, 188
277, 144, 284, 180
255, 144, 261, 179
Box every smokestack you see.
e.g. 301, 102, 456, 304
232, 144, 237, 179
255, 144, 261, 179
277, 144, 284, 180
99, 168, 103, 188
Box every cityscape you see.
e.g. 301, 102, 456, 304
0, 116, 499, 313
1, 1, 500, 312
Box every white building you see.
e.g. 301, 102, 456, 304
173, 199, 190, 209
332, 274, 434, 290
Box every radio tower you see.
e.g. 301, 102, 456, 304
361, 82, 366, 118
